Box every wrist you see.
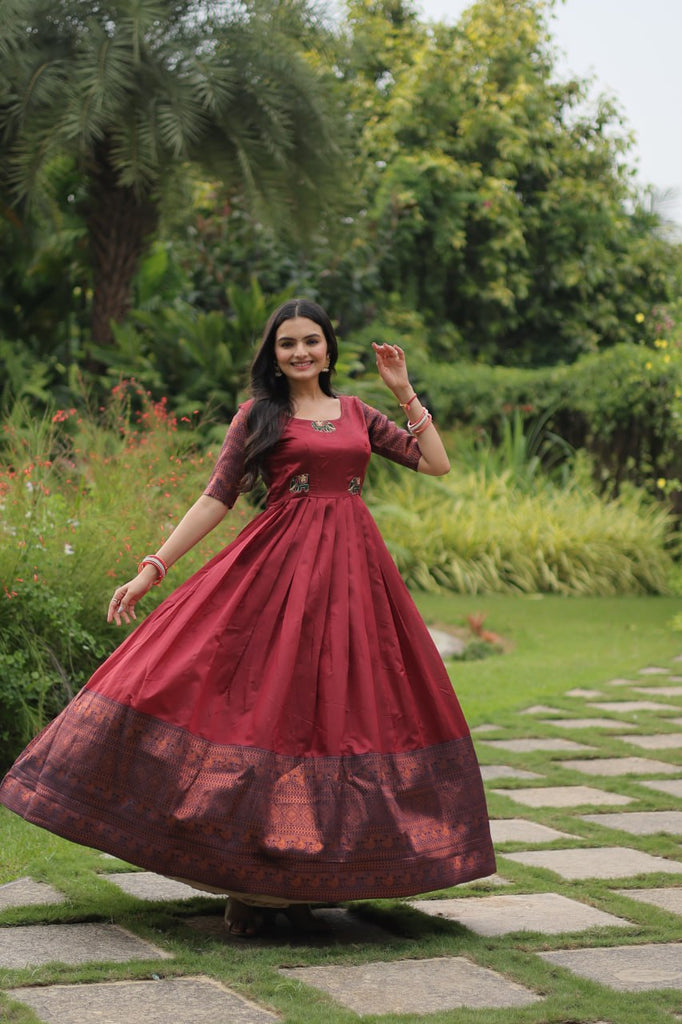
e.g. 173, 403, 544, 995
137, 554, 169, 586
393, 384, 414, 405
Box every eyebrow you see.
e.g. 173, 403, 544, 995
276, 331, 323, 341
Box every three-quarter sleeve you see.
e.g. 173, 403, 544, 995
203, 402, 252, 508
360, 400, 421, 471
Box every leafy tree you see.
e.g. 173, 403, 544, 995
0, 0, 345, 347
342, 0, 679, 365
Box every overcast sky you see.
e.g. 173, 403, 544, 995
415, 0, 682, 223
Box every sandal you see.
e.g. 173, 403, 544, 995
224, 897, 265, 938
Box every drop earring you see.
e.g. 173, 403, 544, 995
274, 363, 283, 378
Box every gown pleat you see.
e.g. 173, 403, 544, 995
0, 395, 495, 900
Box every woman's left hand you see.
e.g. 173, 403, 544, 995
372, 343, 411, 395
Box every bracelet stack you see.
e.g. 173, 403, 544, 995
399, 392, 433, 436
137, 555, 169, 585
407, 408, 432, 436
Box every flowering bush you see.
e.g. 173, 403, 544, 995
0, 383, 251, 766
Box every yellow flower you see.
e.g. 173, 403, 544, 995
645, 361, 652, 370
663, 354, 671, 364
657, 478, 667, 489
635, 312, 645, 323
654, 338, 668, 348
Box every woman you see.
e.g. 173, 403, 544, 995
0, 299, 495, 937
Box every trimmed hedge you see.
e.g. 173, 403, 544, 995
418, 343, 682, 504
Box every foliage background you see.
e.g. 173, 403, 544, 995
1, 0, 682, 763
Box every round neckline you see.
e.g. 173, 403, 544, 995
291, 397, 343, 422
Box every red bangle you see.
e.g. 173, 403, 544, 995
399, 393, 418, 412
137, 555, 168, 585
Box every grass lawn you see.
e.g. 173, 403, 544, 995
416, 593, 682, 722
1, 594, 682, 1024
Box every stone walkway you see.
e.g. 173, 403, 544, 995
1, 658, 682, 1022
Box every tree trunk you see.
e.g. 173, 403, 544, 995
85, 140, 158, 350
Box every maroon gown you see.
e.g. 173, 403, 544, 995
0, 396, 495, 901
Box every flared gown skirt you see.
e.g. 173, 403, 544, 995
0, 489, 495, 900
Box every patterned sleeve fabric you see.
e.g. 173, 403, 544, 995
359, 400, 422, 471
203, 401, 252, 508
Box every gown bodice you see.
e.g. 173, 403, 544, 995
203, 394, 421, 509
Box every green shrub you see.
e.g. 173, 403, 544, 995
366, 465, 675, 596
413, 342, 682, 504
0, 585, 109, 767
0, 386, 250, 767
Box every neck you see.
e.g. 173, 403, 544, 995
288, 381, 328, 404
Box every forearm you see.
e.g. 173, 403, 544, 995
138, 494, 229, 586
391, 384, 451, 477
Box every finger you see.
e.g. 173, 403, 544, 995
107, 594, 120, 624
108, 591, 128, 625
114, 604, 132, 626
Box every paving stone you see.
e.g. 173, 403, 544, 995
491, 786, 633, 808
482, 738, 594, 753
459, 873, 510, 888
428, 628, 466, 659
580, 811, 682, 835
489, 819, 576, 843
633, 685, 682, 697
504, 846, 682, 880
565, 688, 604, 698
540, 718, 636, 730
614, 887, 682, 916
6, 977, 277, 1024
617, 733, 682, 750
589, 700, 679, 712
520, 705, 564, 715
471, 724, 502, 733
539, 943, 682, 991
103, 872, 224, 902
480, 765, 543, 781
0, 923, 172, 969
638, 666, 670, 675
0, 878, 66, 910
639, 779, 682, 798
185, 907, 393, 945
606, 678, 638, 686
561, 756, 680, 776
278, 956, 541, 1014
668, 675, 682, 682
408, 892, 631, 937
671, 717, 682, 727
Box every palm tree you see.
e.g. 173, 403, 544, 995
0, 0, 344, 346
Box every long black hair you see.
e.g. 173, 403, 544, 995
240, 299, 339, 493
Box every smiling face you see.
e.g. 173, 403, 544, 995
274, 317, 330, 384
